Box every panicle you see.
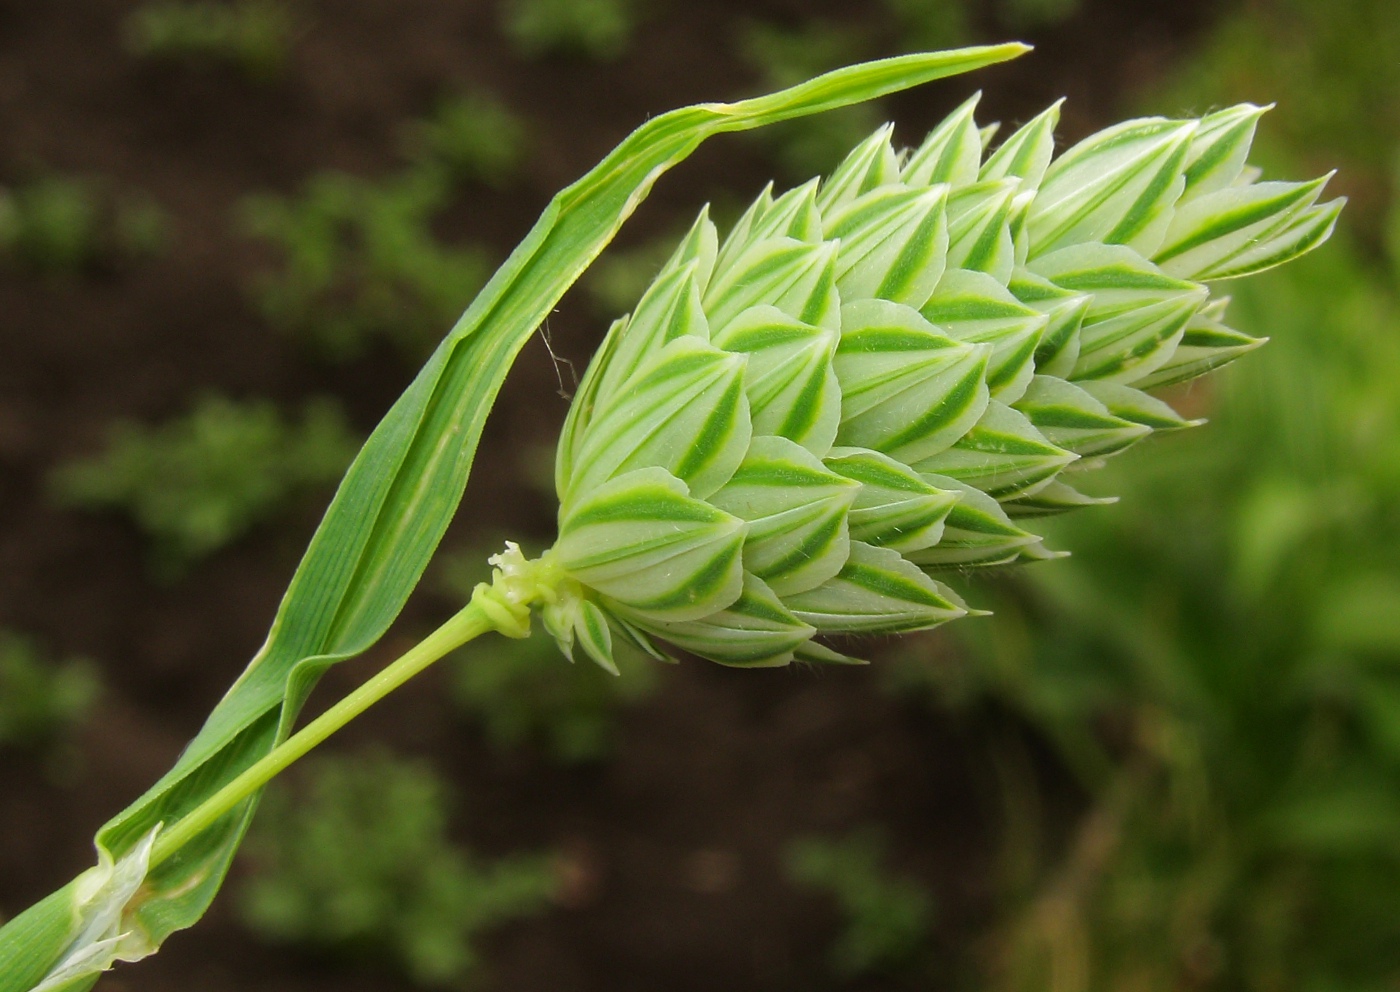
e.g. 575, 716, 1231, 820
540, 99, 1342, 672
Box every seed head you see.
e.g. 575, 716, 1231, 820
534, 97, 1342, 671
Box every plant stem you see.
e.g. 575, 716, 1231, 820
148, 598, 495, 869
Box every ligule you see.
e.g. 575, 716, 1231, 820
547, 96, 1342, 672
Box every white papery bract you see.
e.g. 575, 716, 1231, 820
542, 98, 1342, 671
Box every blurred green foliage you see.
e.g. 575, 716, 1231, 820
241, 170, 489, 360
123, 0, 296, 82
499, 0, 637, 61
881, 0, 972, 52
401, 93, 530, 189
0, 178, 98, 272
0, 632, 99, 752
738, 20, 866, 92
784, 829, 935, 980
51, 396, 357, 575
1389, 157, 1400, 278
0, 177, 169, 274
239, 751, 556, 987
440, 550, 660, 764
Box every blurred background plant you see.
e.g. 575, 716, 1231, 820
241, 169, 490, 360
0, 175, 168, 274
122, 0, 296, 82
784, 829, 936, 980
498, 0, 638, 61
49, 396, 358, 577
0, 632, 99, 760
401, 92, 531, 189
881, 0, 972, 53
238, 750, 558, 987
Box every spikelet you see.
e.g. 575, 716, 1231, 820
529, 97, 1343, 672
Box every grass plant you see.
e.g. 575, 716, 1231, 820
0, 43, 1346, 992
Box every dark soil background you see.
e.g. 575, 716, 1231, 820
0, 1, 1218, 989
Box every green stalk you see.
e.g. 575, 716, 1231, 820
150, 598, 494, 869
